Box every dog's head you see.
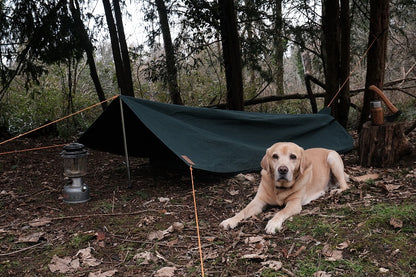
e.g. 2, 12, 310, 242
261, 142, 311, 188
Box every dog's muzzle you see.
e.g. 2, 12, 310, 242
277, 165, 289, 181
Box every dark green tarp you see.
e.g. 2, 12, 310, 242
78, 95, 353, 173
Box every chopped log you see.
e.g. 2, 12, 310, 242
359, 121, 413, 167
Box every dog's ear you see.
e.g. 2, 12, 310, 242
299, 149, 311, 175
260, 149, 270, 172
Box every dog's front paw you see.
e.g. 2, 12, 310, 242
220, 217, 239, 230
265, 219, 283, 234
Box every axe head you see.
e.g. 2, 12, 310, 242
385, 110, 402, 122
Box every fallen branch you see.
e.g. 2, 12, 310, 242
0, 209, 161, 229
0, 241, 47, 257
209, 93, 326, 109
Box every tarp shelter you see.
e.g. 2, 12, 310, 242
78, 95, 353, 173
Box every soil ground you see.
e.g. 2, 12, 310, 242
0, 131, 415, 276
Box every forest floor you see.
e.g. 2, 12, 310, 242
0, 130, 415, 276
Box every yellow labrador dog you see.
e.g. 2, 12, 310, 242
220, 142, 349, 234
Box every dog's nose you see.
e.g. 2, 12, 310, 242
278, 166, 288, 175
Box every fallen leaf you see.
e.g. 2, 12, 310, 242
154, 266, 176, 277
148, 230, 166, 241
172, 222, 184, 232
313, 271, 332, 277
76, 247, 101, 267
380, 184, 401, 193
96, 231, 106, 242
244, 236, 264, 244
29, 218, 52, 227
298, 235, 315, 244
352, 173, 380, 183
158, 197, 170, 203
322, 244, 343, 261
379, 267, 389, 273
48, 255, 79, 273
241, 253, 267, 260
18, 232, 45, 243
88, 269, 118, 277
133, 251, 157, 265
261, 260, 282, 271
358, 221, 367, 228
389, 217, 403, 229
167, 238, 178, 246
291, 245, 306, 257
148, 223, 184, 241
336, 241, 350, 250
229, 189, 239, 196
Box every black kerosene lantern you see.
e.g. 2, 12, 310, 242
61, 143, 90, 203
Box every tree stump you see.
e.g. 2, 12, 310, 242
359, 121, 413, 167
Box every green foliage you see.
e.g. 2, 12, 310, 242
70, 233, 96, 248
364, 203, 416, 231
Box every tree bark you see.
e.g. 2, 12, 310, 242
102, 0, 134, 97
337, 0, 351, 127
155, 0, 183, 105
273, 0, 284, 96
321, 0, 351, 128
69, 0, 107, 110
218, 0, 244, 111
322, 1, 340, 114
113, 0, 134, 96
360, 0, 389, 127
359, 121, 412, 167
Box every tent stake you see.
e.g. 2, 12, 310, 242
119, 96, 132, 188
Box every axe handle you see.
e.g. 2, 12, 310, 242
369, 85, 399, 113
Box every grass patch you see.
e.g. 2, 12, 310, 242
70, 233, 96, 248
361, 202, 415, 231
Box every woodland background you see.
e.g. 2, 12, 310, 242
0, 0, 415, 137
1, 1, 416, 276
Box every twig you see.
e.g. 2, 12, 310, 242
282, 267, 296, 277
112, 190, 116, 214
0, 241, 47, 257
0, 210, 160, 229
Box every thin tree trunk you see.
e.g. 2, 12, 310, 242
321, 0, 351, 128
273, 0, 284, 96
155, 0, 183, 105
102, 0, 132, 96
113, 0, 134, 96
360, 0, 389, 126
322, 0, 340, 109
337, 0, 351, 127
69, 0, 107, 110
218, 0, 244, 111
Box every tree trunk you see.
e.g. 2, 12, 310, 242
273, 0, 284, 96
322, 0, 340, 115
113, 0, 134, 96
359, 121, 412, 167
360, 0, 389, 127
69, 0, 107, 110
155, 0, 183, 105
321, 0, 351, 128
336, 0, 351, 127
102, 0, 134, 97
218, 0, 244, 111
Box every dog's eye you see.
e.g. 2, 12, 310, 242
290, 154, 297, 160
272, 154, 279, 160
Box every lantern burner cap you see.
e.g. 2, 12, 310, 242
61, 143, 87, 158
